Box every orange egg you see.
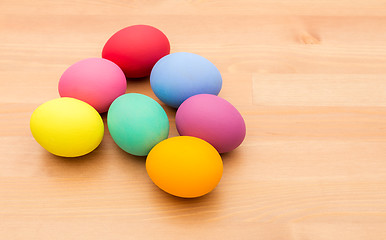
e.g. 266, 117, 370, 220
146, 136, 223, 198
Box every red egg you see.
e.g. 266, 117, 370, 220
102, 25, 170, 78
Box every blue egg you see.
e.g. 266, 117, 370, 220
150, 52, 222, 108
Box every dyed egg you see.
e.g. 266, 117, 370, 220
30, 97, 104, 157
146, 136, 223, 198
176, 94, 246, 153
58, 58, 127, 113
150, 52, 222, 108
107, 93, 169, 156
102, 25, 170, 78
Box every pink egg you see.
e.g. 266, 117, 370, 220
58, 58, 127, 113
176, 94, 246, 153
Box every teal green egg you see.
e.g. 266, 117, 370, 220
107, 93, 169, 156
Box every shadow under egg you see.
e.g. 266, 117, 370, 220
39, 140, 107, 178
145, 180, 223, 224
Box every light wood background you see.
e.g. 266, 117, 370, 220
1, 0, 386, 239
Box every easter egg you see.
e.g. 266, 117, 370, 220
150, 52, 222, 108
58, 58, 127, 113
102, 25, 170, 78
176, 94, 246, 153
30, 97, 104, 157
146, 136, 223, 198
107, 93, 169, 156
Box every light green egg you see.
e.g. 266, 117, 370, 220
107, 93, 169, 156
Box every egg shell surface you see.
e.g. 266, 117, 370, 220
146, 136, 223, 198
58, 58, 127, 113
176, 94, 246, 153
150, 52, 222, 108
102, 25, 170, 78
107, 93, 169, 156
30, 97, 104, 157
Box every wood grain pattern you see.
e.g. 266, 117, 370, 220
253, 74, 386, 106
1, 0, 386, 239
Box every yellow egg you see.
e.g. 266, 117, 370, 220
146, 136, 223, 198
30, 97, 104, 157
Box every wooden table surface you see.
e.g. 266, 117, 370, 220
2, 0, 386, 239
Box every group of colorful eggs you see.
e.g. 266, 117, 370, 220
30, 25, 246, 198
